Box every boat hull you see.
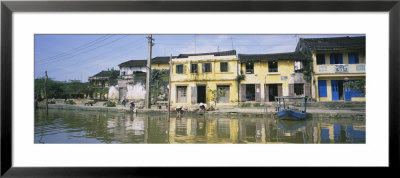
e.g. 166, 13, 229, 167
277, 109, 306, 119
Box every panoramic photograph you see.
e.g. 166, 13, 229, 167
34, 34, 366, 144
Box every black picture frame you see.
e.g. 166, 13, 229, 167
1, 0, 399, 177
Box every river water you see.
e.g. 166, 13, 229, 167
34, 109, 365, 144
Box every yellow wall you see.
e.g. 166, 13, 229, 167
171, 55, 239, 107
151, 63, 170, 70
240, 60, 296, 100
312, 49, 366, 74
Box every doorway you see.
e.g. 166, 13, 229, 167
197, 85, 206, 104
245, 84, 255, 101
331, 80, 344, 101
268, 84, 278, 101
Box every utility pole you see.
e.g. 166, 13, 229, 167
145, 35, 154, 109
168, 54, 172, 120
44, 71, 48, 115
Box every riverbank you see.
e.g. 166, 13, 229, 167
37, 102, 365, 119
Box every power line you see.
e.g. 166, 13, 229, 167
36, 35, 112, 63
38, 35, 129, 65
43, 43, 146, 75
40, 42, 146, 78
37, 35, 124, 65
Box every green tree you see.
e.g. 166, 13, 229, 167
236, 71, 246, 103
34, 78, 65, 99
150, 69, 169, 104
106, 68, 119, 86
344, 79, 366, 95
208, 88, 227, 107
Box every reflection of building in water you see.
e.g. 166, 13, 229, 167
239, 119, 259, 143
312, 123, 365, 143
103, 115, 149, 143
345, 125, 366, 143
168, 117, 240, 143
147, 117, 169, 143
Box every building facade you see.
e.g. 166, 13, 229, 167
88, 70, 119, 100
238, 52, 310, 103
170, 50, 239, 107
296, 36, 366, 101
107, 56, 173, 103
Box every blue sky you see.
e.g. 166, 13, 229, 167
34, 34, 364, 82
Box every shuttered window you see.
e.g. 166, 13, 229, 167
176, 64, 184, 74
177, 86, 187, 103
220, 62, 228, 72
348, 53, 359, 64
217, 86, 230, 103
330, 53, 343, 64
318, 80, 327, 97
202, 63, 212, 73
316, 54, 325, 65
191, 64, 198, 73
289, 84, 294, 96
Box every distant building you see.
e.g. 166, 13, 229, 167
296, 36, 366, 101
88, 70, 119, 100
238, 52, 310, 103
113, 56, 174, 103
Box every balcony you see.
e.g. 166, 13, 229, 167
316, 64, 365, 74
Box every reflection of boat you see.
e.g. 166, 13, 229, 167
275, 96, 308, 119
278, 120, 306, 130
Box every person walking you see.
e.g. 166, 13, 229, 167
121, 96, 126, 107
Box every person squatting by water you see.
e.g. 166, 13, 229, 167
199, 103, 206, 113
176, 106, 183, 117
130, 102, 136, 113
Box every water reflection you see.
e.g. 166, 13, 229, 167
34, 109, 365, 144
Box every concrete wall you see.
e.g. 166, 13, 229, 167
120, 66, 146, 75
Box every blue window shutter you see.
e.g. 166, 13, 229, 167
348, 53, 359, 64
338, 54, 343, 64
354, 54, 359, 64
348, 53, 355, 64
318, 80, 327, 97
330, 54, 335, 64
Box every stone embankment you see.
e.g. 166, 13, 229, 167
37, 101, 365, 119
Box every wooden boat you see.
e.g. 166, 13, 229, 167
275, 96, 308, 119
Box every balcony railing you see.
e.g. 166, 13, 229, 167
316, 64, 365, 74
245, 69, 254, 74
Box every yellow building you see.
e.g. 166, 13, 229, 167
151, 56, 176, 70
296, 36, 366, 101
238, 52, 310, 103
170, 50, 239, 107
